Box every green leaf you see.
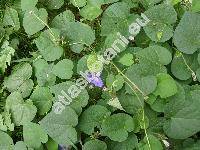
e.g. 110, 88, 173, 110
18, 79, 34, 98
0, 130, 14, 150
140, 0, 162, 8
118, 91, 143, 115
45, 138, 58, 150
182, 140, 200, 150
107, 97, 124, 111
166, 0, 182, 5
0, 111, 14, 131
106, 74, 124, 91
0, 114, 7, 131
78, 105, 111, 135
164, 87, 200, 139
80, 5, 103, 21
52, 59, 74, 79
3, 7, 20, 31
70, 0, 87, 7
150, 97, 166, 112
34, 29, 63, 61
144, 3, 177, 42
21, 0, 38, 11
136, 45, 172, 65
33, 59, 56, 87
23, 122, 48, 149
39, 107, 78, 146
171, 52, 199, 80
50, 81, 89, 115
3, 62, 33, 98
0, 40, 15, 73
107, 133, 138, 150
191, 0, 200, 12
43, 0, 64, 9
101, 2, 135, 36
77, 55, 89, 73
14, 141, 27, 150
30, 86, 53, 115
173, 12, 200, 54
51, 10, 75, 29
83, 140, 107, 150
118, 53, 134, 66
125, 65, 158, 95
125, 45, 169, 95
138, 134, 163, 150
63, 22, 95, 53
153, 73, 177, 98
6, 92, 37, 126
101, 113, 135, 142
87, 54, 103, 73
23, 8, 48, 35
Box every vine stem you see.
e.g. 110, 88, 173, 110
111, 62, 148, 99
125, 80, 152, 150
29, 10, 57, 42
180, 53, 197, 81
173, 47, 197, 81
142, 109, 152, 150
111, 62, 152, 150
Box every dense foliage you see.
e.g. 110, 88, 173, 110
0, 0, 200, 149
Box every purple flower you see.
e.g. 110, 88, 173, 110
86, 72, 104, 88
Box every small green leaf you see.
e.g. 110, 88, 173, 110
33, 59, 56, 87
118, 91, 143, 115
0, 130, 14, 150
78, 105, 111, 135
63, 22, 95, 53
83, 140, 107, 150
34, 29, 63, 61
14, 141, 27, 150
23, 122, 48, 149
52, 59, 74, 79
138, 134, 163, 150
39, 107, 78, 146
101, 113, 135, 142
153, 73, 177, 98
0, 111, 14, 131
144, 3, 177, 42
191, 0, 200, 12
136, 45, 172, 65
3, 62, 33, 98
6, 92, 37, 126
43, 0, 64, 9
3, 7, 20, 31
0, 114, 7, 131
45, 138, 58, 150
30, 86, 53, 115
106, 74, 124, 91
173, 12, 200, 54
21, 0, 38, 11
107, 133, 138, 150
70, 0, 87, 7
51, 10, 75, 29
87, 54, 103, 73
80, 5, 103, 20
118, 53, 134, 66
0, 41, 15, 73
23, 8, 48, 35
164, 88, 200, 139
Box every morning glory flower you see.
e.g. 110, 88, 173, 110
86, 72, 104, 88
